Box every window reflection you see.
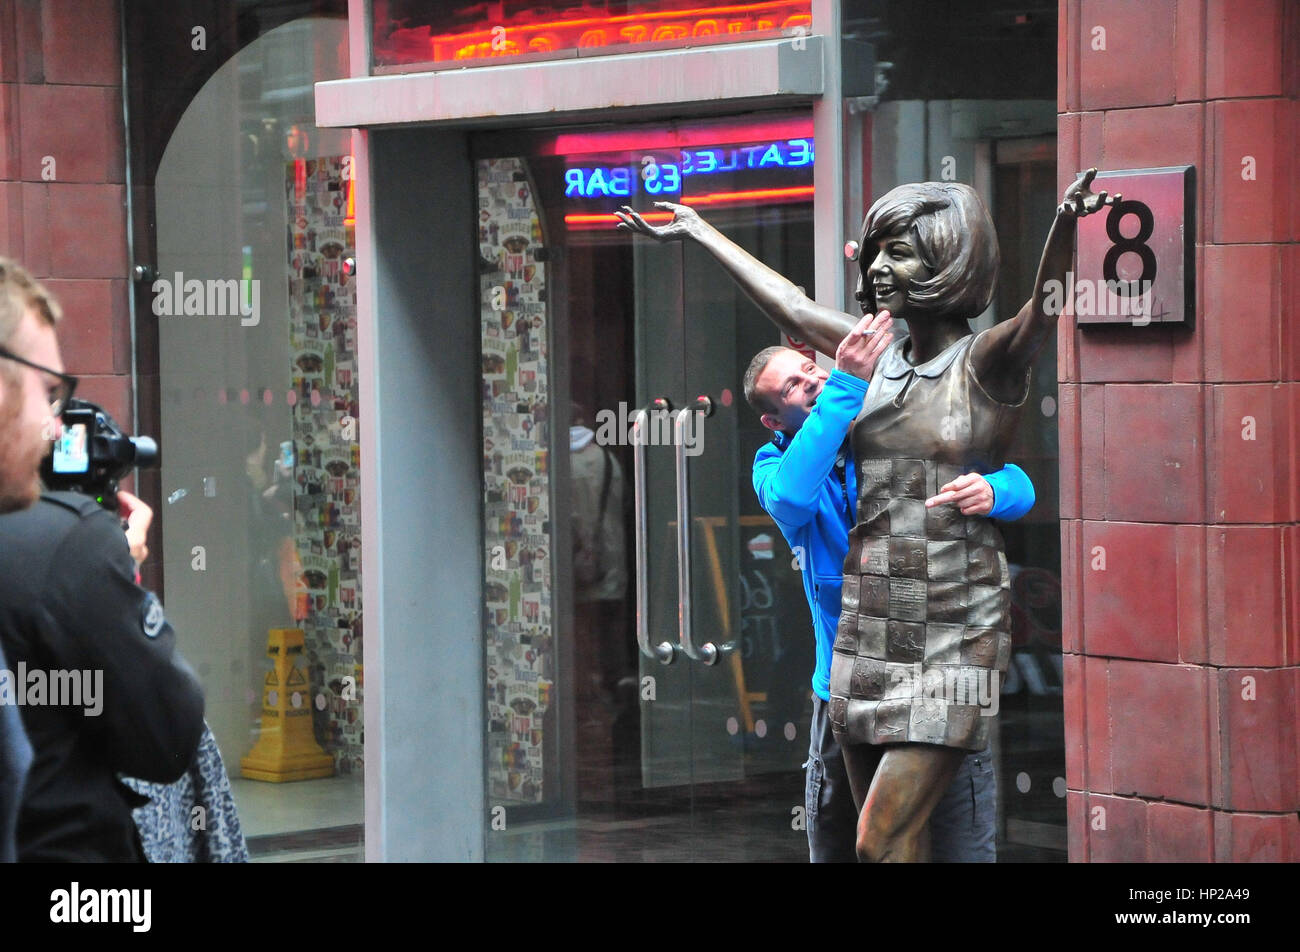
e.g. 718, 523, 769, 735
144, 16, 363, 860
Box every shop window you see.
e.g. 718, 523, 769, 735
129, 13, 362, 861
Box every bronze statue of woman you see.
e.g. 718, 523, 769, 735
617, 169, 1114, 861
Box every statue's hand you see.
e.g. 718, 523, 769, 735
1058, 167, 1120, 218
925, 473, 994, 516
614, 201, 701, 242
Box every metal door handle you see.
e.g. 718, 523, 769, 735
633, 400, 674, 665
674, 396, 717, 665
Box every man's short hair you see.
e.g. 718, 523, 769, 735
858, 182, 999, 320
743, 345, 791, 416
0, 258, 62, 384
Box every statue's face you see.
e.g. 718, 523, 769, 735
862, 227, 931, 318
755, 348, 828, 436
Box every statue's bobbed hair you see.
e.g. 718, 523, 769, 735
859, 182, 999, 320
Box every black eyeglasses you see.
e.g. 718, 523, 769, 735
0, 346, 78, 417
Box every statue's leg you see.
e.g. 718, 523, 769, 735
852, 743, 966, 863
839, 739, 884, 814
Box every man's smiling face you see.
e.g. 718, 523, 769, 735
755, 348, 829, 436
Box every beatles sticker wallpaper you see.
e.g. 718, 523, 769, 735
286, 155, 364, 774
478, 157, 555, 804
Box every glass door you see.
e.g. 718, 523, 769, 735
477, 115, 820, 860
126, 10, 364, 862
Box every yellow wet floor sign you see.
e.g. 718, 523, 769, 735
241, 627, 335, 782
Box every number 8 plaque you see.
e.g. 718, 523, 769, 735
1075, 165, 1195, 327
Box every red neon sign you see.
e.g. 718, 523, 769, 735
564, 184, 814, 230
344, 156, 355, 228
547, 116, 814, 157
374, 1, 812, 68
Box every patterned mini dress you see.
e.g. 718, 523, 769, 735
829, 329, 1029, 751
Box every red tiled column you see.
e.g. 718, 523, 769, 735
0, 0, 131, 423
0, 2, 155, 588
1060, 0, 1300, 861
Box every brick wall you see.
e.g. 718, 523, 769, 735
1058, 0, 1300, 861
0, 1, 165, 591
0, 0, 132, 428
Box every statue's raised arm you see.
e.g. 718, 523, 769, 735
615, 201, 858, 358
969, 168, 1118, 401
618, 170, 1114, 402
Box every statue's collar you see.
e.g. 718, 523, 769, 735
878, 334, 969, 380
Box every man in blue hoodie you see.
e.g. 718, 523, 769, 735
747, 310, 1035, 861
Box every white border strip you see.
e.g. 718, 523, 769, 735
316, 37, 823, 128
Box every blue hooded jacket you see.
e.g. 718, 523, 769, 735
752, 369, 1035, 702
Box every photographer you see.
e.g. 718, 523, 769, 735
0, 257, 205, 862
0, 258, 63, 861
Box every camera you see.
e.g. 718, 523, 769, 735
40, 398, 159, 510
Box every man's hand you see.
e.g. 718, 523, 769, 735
925, 473, 994, 516
835, 310, 893, 380
118, 490, 152, 565
614, 201, 702, 242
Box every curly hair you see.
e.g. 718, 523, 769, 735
857, 182, 999, 320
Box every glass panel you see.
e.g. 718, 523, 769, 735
630, 236, 689, 789
683, 207, 817, 783
372, 0, 812, 71
478, 114, 817, 860
841, 0, 1056, 100
138, 16, 363, 861
992, 144, 1065, 861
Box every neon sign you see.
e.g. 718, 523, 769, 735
564, 186, 815, 227
373, 0, 813, 68
564, 138, 815, 199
